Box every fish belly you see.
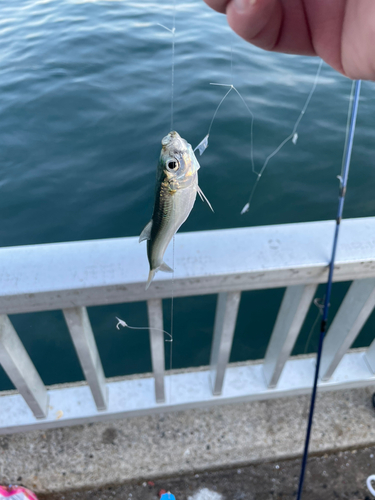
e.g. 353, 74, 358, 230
149, 185, 197, 271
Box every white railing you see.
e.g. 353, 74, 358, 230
1, 217, 375, 434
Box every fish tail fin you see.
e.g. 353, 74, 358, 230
145, 269, 156, 290
160, 262, 173, 273
145, 262, 173, 289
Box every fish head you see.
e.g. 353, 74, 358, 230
160, 131, 200, 189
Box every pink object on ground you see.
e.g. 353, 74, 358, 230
0, 486, 38, 500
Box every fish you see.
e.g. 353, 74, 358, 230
140, 131, 212, 290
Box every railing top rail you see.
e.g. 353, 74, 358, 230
1, 217, 375, 314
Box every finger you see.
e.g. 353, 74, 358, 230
226, 0, 282, 51
203, 0, 230, 14
342, 0, 375, 79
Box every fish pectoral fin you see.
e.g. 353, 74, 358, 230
139, 220, 153, 243
197, 185, 214, 213
145, 269, 156, 290
159, 262, 173, 273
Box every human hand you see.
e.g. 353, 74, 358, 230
203, 0, 375, 80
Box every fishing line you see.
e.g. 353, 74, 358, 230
129, 1, 177, 404
194, 84, 255, 171
116, 318, 172, 342
157, 0, 176, 132
303, 298, 324, 355
168, 221, 176, 404
339, 79, 356, 182
170, 0, 176, 131
194, 37, 255, 160
159, 0, 177, 403
116, 317, 173, 403
230, 44, 233, 84
195, 54, 321, 216
169, 0, 176, 405
296, 79, 361, 500
241, 58, 323, 214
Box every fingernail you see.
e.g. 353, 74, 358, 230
233, 0, 255, 13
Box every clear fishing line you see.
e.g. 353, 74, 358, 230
123, 1, 178, 401
169, 0, 176, 404
241, 58, 323, 214
116, 318, 172, 342
194, 43, 255, 172
157, 0, 176, 132
303, 298, 324, 354
195, 55, 322, 215
339, 80, 356, 182
169, 234, 175, 403
170, 0, 176, 131
159, 0, 177, 403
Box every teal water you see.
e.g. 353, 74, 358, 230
0, 1, 374, 391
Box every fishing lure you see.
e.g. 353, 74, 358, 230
140, 131, 212, 289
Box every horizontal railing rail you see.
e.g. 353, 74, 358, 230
1, 217, 375, 434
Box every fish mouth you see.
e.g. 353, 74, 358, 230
161, 131, 181, 147
161, 131, 190, 159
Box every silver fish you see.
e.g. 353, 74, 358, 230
140, 131, 212, 289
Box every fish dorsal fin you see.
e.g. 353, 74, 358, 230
197, 185, 214, 213
139, 220, 153, 243
159, 262, 173, 273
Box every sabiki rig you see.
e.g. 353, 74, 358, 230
139, 131, 213, 289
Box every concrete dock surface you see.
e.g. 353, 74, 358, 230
40, 445, 375, 500
3, 387, 375, 499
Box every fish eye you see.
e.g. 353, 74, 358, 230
166, 160, 179, 171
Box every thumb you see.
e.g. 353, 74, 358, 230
226, 0, 282, 51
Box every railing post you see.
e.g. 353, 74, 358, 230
263, 284, 317, 388
365, 338, 375, 374
210, 292, 241, 395
63, 307, 107, 410
147, 299, 165, 403
320, 278, 375, 381
0, 314, 48, 418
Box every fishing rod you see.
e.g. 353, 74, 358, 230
296, 79, 362, 500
